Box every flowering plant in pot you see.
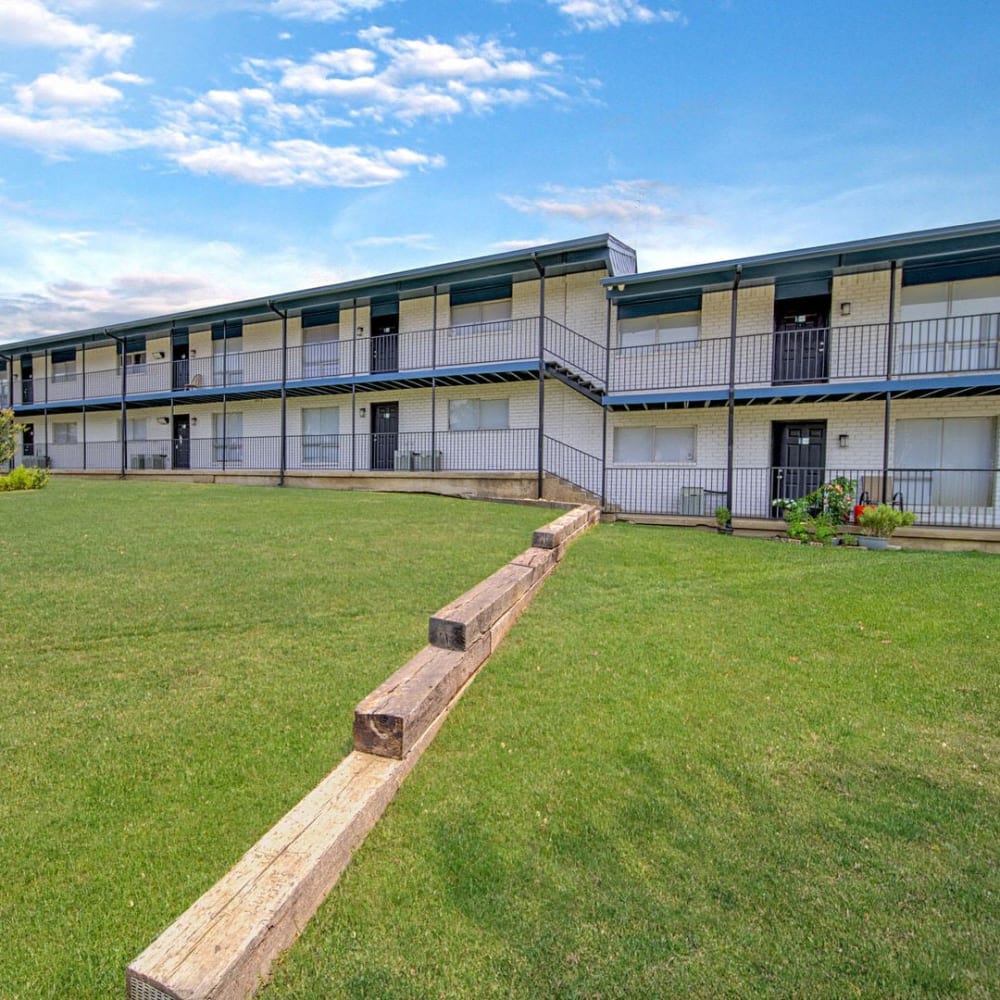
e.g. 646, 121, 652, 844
856, 504, 916, 549
772, 476, 856, 544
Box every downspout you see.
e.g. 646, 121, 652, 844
431, 284, 438, 467
725, 264, 741, 521
532, 253, 546, 499
2, 354, 12, 470
601, 296, 611, 509
106, 330, 127, 478
81, 344, 87, 470
268, 301, 288, 486
221, 320, 228, 473
350, 298, 357, 472
43, 348, 49, 470
881, 261, 898, 504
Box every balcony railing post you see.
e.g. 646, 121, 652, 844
601, 296, 611, 508
533, 254, 545, 499
350, 297, 357, 472
881, 260, 898, 503
268, 301, 288, 486
725, 265, 741, 519
431, 285, 438, 465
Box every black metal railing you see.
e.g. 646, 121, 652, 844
608, 314, 1000, 393
603, 464, 999, 528
13, 433, 999, 529
15, 311, 1000, 408
23, 428, 540, 476
543, 319, 606, 387
542, 436, 603, 498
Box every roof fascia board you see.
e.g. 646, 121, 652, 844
2, 233, 620, 353
603, 219, 1000, 297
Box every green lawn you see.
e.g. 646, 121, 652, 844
263, 525, 1000, 999
0, 479, 552, 1000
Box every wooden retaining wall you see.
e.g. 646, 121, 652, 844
126, 504, 598, 1000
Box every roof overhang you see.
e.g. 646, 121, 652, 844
602, 219, 1000, 305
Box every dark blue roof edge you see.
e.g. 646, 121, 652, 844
602, 219, 1000, 296
3, 233, 635, 354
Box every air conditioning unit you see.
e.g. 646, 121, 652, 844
393, 450, 414, 471
680, 486, 703, 516
412, 450, 442, 471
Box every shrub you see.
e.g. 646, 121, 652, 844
0, 465, 51, 492
773, 476, 857, 544
857, 504, 916, 538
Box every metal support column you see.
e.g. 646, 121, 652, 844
431, 284, 438, 464
221, 320, 228, 473
268, 301, 288, 485
81, 344, 87, 470
601, 297, 611, 508
43, 348, 49, 471
350, 298, 357, 472
881, 261, 898, 505
725, 265, 741, 521
533, 254, 546, 499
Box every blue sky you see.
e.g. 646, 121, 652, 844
1, 0, 998, 344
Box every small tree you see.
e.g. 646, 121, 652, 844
0, 408, 22, 465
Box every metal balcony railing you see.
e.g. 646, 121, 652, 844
22, 429, 541, 477
604, 464, 1000, 528
11, 311, 1000, 409
608, 314, 1000, 394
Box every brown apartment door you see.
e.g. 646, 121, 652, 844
771, 420, 826, 512
371, 313, 399, 374
371, 402, 399, 470
173, 414, 191, 470
772, 296, 829, 384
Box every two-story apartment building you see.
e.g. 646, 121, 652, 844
3, 220, 999, 531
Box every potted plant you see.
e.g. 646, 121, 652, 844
856, 504, 916, 549
714, 505, 733, 534
772, 476, 857, 545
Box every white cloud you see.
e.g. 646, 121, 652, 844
0, 0, 133, 62
0, 212, 345, 341
271, 27, 559, 123
502, 180, 678, 224
0, 106, 132, 153
550, 0, 683, 31
171, 138, 444, 187
266, 0, 392, 21
15, 71, 130, 111
355, 232, 434, 248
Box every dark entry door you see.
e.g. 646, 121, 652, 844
371, 314, 399, 374
173, 414, 190, 470
371, 402, 399, 470
172, 337, 190, 390
21, 422, 34, 457
20, 355, 33, 404
771, 421, 826, 511
772, 298, 829, 384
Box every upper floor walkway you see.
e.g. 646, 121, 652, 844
6, 309, 998, 412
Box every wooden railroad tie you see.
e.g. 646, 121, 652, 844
127, 505, 598, 1000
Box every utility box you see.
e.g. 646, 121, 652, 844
412, 450, 442, 471
680, 486, 703, 516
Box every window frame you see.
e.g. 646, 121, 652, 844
212, 411, 243, 464
612, 424, 697, 465
301, 406, 341, 465
447, 397, 510, 431
449, 298, 513, 337
618, 311, 700, 351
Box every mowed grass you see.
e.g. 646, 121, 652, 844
264, 525, 1000, 999
0, 479, 552, 1000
